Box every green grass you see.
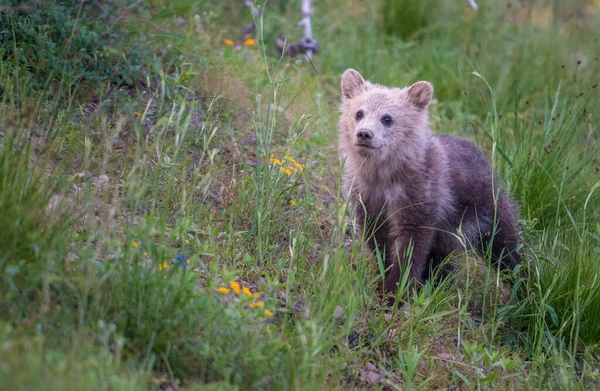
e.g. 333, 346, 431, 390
1, 0, 599, 389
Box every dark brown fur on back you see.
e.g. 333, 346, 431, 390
339, 69, 521, 294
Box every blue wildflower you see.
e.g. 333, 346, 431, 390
176, 253, 186, 269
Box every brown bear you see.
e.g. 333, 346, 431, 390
339, 69, 521, 294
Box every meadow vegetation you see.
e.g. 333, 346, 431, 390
1, 0, 599, 389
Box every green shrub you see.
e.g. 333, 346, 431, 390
0, 0, 151, 91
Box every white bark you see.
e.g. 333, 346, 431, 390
300, 0, 314, 58
468, 0, 479, 11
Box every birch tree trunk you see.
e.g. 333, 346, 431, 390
300, 0, 314, 59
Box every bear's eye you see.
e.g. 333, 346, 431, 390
355, 110, 364, 120
381, 115, 393, 125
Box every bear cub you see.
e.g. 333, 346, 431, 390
339, 69, 521, 294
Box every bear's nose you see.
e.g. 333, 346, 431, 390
356, 129, 373, 141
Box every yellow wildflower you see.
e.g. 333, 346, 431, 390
290, 200, 297, 207
249, 301, 265, 309
229, 281, 241, 294
218, 287, 230, 294
284, 155, 296, 164
224, 39, 234, 47
243, 38, 255, 47
134, 111, 141, 117
280, 167, 294, 176
269, 158, 282, 166
131, 241, 138, 248
253, 292, 261, 298
264, 309, 273, 317
242, 287, 253, 297
159, 262, 169, 270
293, 162, 304, 172
265, 328, 273, 334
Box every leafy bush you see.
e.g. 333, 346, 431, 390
0, 0, 151, 90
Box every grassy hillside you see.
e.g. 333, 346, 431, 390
1, 0, 599, 389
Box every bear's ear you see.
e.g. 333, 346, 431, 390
341, 69, 367, 99
407, 81, 433, 109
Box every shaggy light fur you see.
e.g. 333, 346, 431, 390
339, 69, 521, 294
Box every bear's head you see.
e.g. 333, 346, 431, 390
339, 69, 433, 164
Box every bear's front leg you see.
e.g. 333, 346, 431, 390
384, 227, 436, 294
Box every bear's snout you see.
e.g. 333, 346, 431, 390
356, 129, 374, 142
